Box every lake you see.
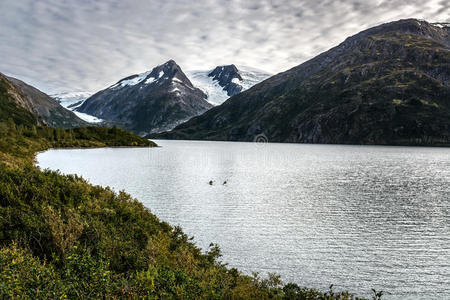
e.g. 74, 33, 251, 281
36, 140, 450, 299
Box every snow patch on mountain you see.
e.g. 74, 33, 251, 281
431, 22, 449, 29
111, 71, 152, 89
51, 91, 103, 123
186, 70, 229, 105
72, 111, 104, 123
237, 66, 272, 90
52, 91, 92, 108
231, 77, 241, 84
145, 77, 156, 84
170, 87, 181, 93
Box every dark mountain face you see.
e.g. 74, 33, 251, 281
77, 60, 213, 135
208, 65, 244, 97
154, 19, 450, 146
0, 73, 86, 128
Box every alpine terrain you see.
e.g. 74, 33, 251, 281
187, 65, 271, 105
155, 19, 450, 146
76, 60, 213, 135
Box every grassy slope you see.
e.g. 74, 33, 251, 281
0, 89, 376, 299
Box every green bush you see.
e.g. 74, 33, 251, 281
0, 244, 64, 299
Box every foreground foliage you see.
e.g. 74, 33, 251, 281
0, 121, 379, 299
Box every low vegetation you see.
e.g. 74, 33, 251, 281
0, 118, 381, 299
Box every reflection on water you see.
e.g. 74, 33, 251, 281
37, 140, 450, 299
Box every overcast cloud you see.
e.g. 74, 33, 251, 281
0, 0, 448, 93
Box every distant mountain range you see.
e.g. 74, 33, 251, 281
154, 19, 450, 146
2, 18, 448, 146
0, 73, 86, 128
76, 61, 269, 135
1, 62, 269, 135
76, 60, 212, 135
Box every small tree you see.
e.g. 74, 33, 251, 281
43, 206, 86, 261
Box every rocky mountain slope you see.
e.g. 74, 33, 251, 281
187, 65, 271, 105
76, 60, 213, 135
0, 73, 87, 128
0, 73, 39, 126
155, 19, 450, 146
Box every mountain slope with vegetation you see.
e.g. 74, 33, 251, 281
0, 74, 39, 127
1, 73, 87, 128
155, 19, 450, 146
0, 73, 376, 298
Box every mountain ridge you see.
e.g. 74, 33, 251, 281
153, 19, 450, 146
0, 73, 87, 128
76, 60, 213, 135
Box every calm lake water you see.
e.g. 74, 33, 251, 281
37, 140, 450, 299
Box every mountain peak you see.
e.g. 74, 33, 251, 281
347, 18, 450, 46
158, 59, 181, 72
110, 60, 193, 90
163, 59, 177, 66
208, 65, 242, 81
207, 65, 244, 97
378, 18, 447, 33
156, 59, 183, 76
150, 60, 196, 88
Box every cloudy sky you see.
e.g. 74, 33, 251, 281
0, 0, 448, 94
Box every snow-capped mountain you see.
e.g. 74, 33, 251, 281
70, 63, 269, 130
51, 91, 103, 123
76, 60, 212, 135
187, 65, 271, 105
